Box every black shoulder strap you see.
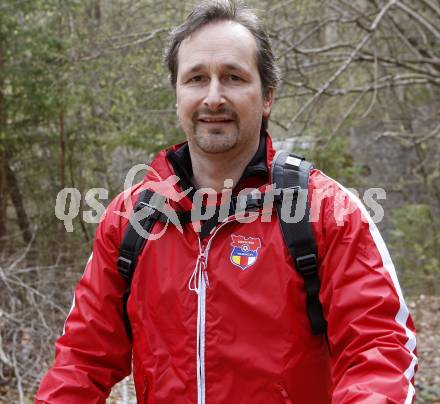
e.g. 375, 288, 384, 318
271, 151, 327, 335
117, 189, 163, 338
117, 188, 195, 337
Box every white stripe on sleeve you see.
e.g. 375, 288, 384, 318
322, 174, 417, 403
62, 252, 93, 335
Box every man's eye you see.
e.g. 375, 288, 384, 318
189, 75, 204, 82
228, 75, 242, 82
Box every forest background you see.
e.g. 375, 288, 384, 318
0, 0, 439, 402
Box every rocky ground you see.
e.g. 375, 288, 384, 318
1, 295, 439, 403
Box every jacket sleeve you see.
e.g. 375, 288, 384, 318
35, 196, 132, 404
311, 171, 417, 404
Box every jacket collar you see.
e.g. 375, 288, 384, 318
166, 128, 269, 197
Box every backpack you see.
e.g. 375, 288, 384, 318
117, 151, 326, 338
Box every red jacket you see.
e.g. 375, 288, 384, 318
36, 135, 417, 403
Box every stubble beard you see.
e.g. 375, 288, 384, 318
189, 108, 241, 154
192, 123, 240, 154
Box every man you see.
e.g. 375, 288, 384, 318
36, 1, 417, 403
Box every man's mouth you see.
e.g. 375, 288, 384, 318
198, 117, 234, 123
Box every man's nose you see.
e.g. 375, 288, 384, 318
203, 78, 225, 111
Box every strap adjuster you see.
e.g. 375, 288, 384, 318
234, 193, 263, 212
117, 256, 132, 280
134, 201, 147, 212
280, 186, 300, 200
135, 201, 163, 221
245, 194, 262, 211
295, 253, 318, 277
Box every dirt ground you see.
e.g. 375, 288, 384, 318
411, 295, 440, 403
1, 295, 438, 403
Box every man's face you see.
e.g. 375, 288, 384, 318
176, 21, 274, 155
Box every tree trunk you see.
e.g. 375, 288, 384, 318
0, 39, 7, 252
59, 112, 66, 190
6, 162, 32, 244
0, 150, 6, 252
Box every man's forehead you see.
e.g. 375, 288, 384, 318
177, 21, 258, 72
181, 20, 256, 46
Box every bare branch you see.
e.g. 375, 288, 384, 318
12, 331, 24, 404
384, 12, 429, 59
269, 118, 289, 131
280, 74, 436, 102
356, 52, 440, 78
413, 123, 440, 146
285, 0, 400, 131
419, 0, 440, 18
80, 27, 170, 61
395, 2, 440, 40
276, 20, 334, 58
293, 42, 354, 55
267, 0, 297, 12
361, 47, 379, 118
0, 332, 11, 366
327, 75, 436, 94
331, 89, 368, 137
111, 27, 170, 51
5, 230, 36, 272
6, 276, 68, 316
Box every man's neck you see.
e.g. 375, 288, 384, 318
188, 140, 260, 193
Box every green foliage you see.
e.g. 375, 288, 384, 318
296, 132, 365, 187
389, 204, 440, 294
1, 2, 69, 124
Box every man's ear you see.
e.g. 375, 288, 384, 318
263, 88, 275, 118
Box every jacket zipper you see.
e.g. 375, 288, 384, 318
192, 217, 240, 404
197, 250, 206, 404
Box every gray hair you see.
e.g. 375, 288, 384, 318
164, 0, 281, 101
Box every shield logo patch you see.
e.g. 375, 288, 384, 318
230, 234, 262, 270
